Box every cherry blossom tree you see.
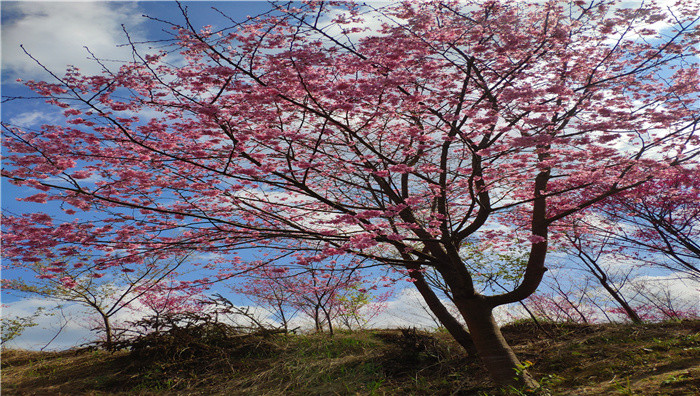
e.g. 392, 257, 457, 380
287, 264, 356, 335
557, 166, 699, 323
525, 274, 600, 324
616, 276, 699, 321
597, 167, 700, 279
123, 276, 209, 336
237, 268, 301, 333
3, 0, 699, 387
560, 221, 644, 323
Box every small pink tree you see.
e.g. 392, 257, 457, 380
524, 277, 599, 324
134, 278, 207, 317
240, 258, 388, 334
238, 267, 301, 333
613, 277, 699, 322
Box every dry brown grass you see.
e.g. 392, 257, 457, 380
2, 320, 698, 395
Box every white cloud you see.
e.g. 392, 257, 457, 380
623, 274, 699, 301
315, 2, 395, 43
370, 287, 449, 329
1, 2, 147, 81
2, 298, 94, 351
7, 110, 62, 128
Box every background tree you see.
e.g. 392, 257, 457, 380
2, 254, 189, 350
594, 168, 700, 280
239, 258, 383, 334
2, 0, 699, 387
237, 267, 301, 333
556, 166, 699, 323
561, 222, 643, 323
619, 276, 699, 321
0, 306, 44, 346
334, 282, 391, 331
524, 275, 599, 324
118, 275, 210, 339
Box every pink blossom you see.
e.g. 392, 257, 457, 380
20, 193, 49, 204
528, 235, 547, 244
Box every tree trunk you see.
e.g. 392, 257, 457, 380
599, 279, 643, 323
101, 314, 113, 351
277, 302, 289, 333
571, 238, 642, 323
411, 271, 478, 356
313, 307, 322, 332
518, 301, 553, 336
320, 304, 334, 336
454, 297, 538, 389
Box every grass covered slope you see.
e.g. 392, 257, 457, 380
2, 320, 698, 395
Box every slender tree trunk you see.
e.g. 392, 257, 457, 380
320, 304, 334, 336
571, 239, 643, 323
101, 314, 113, 351
599, 280, 642, 323
411, 271, 478, 356
313, 307, 322, 332
556, 292, 590, 324
454, 297, 538, 389
518, 300, 551, 335
277, 302, 289, 333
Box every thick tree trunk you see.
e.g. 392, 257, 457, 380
454, 297, 538, 389
411, 271, 478, 356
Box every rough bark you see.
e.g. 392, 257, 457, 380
455, 297, 539, 389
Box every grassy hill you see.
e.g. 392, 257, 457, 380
2, 320, 698, 395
